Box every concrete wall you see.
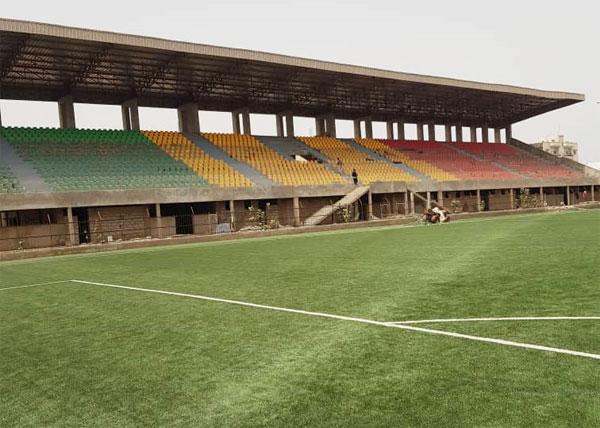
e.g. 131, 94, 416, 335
486, 191, 512, 211
88, 205, 150, 243
0, 220, 73, 251
3, 175, 599, 213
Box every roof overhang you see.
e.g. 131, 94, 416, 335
0, 18, 585, 127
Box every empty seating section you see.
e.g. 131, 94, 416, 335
354, 138, 457, 181
452, 143, 583, 179
0, 163, 23, 193
1, 127, 208, 192
142, 131, 252, 188
297, 137, 418, 184
202, 133, 346, 186
383, 140, 517, 181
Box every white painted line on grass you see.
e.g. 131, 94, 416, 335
387, 324, 600, 360
0, 280, 70, 292
70, 280, 600, 360
389, 316, 600, 325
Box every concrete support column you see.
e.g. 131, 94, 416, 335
566, 186, 571, 205
426, 191, 431, 209
456, 125, 463, 142
505, 125, 513, 143
353, 120, 362, 139
470, 126, 477, 143
592, 185, 595, 202
417, 123, 425, 141
437, 190, 444, 206
476, 189, 482, 212
494, 128, 502, 144
481, 126, 489, 143
275, 114, 284, 137
386, 121, 394, 140
428, 123, 436, 142
315, 116, 326, 137
410, 192, 415, 214
121, 98, 140, 131
241, 109, 251, 135
510, 188, 515, 210
284, 112, 295, 138
403, 192, 408, 215
364, 117, 373, 139
66, 207, 76, 245
232, 112, 241, 134
293, 197, 301, 226
155, 203, 162, 238
368, 191, 373, 220
325, 113, 336, 138
0, 212, 7, 228
397, 120, 405, 140
58, 95, 76, 129
232, 108, 251, 135
540, 187, 545, 206
445, 124, 452, 143
178, 103, 200, 134
276, 111, 295, 138
229, 200, 236, 231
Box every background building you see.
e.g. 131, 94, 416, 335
532, 135, 579, 161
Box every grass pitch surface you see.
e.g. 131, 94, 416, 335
1, 210, 599, 427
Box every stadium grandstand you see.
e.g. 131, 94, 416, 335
0, 18, 598, 253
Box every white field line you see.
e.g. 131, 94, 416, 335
0, 280, 70, 292
71, 280, 600, 360
389, 316, 600, 325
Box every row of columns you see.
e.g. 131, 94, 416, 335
51, 96, 513, 142
60, 185, 595, 245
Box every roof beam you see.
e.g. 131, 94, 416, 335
0, 35, 30, 81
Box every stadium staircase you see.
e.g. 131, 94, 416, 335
341, 138, 431, 182
256, 136, 351, 181
447, 143, 526, 178
0, 134, 51, 192
297, 137, 418, 185
184, 133, 273, 187
200, 133, 347, 186
303, 185, 370, 226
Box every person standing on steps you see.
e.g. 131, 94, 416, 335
351, 169, 358, 185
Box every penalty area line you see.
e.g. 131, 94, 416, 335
0, 280, 71, 292
388, 316, 600, 325
68, 279, 600, 360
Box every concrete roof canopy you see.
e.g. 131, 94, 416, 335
0, 18, 584, 127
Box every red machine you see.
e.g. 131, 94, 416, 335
424, 207, 451, 224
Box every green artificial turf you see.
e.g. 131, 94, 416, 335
1, 210, 599, 427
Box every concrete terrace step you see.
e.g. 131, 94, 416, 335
304, 185, 370, 227
447, 143, 527, 179
340, 138, 432, 182
0, 136, 50, 192
184, 133, 274, 187
256, 136, 351, 181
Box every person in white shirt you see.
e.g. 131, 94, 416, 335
431, 205, 447, 223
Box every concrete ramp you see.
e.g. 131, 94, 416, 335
303, 186, 370, 227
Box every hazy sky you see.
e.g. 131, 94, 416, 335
1, 0, 598, 163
